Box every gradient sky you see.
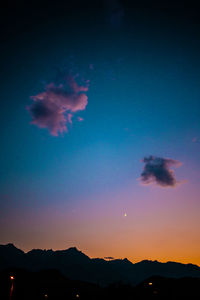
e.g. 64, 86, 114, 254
1, 0, 200, 265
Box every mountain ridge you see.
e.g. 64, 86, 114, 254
0, 243, 200, 286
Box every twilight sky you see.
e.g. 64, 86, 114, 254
0, 0, 200, 265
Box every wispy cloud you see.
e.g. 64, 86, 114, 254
77, 116, 84, 122
28, 76, 89, 136
192, 137, 200, 143
140, 155, 182, 187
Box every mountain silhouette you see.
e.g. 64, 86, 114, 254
0, 243, 200, 286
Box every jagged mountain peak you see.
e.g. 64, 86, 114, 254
27, 248, 54, 255
60, 246, 81, 253
0, 243, 24, 255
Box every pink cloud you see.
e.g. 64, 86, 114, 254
77, 117, 84, 122
28, 76, 89, 136
67, 113, 73, 125
192, 137, 200, 143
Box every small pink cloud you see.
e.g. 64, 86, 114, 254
77, 117, 84, 122
28, 76, 89, 136
68, 113, 73, 125
192, 137, 200, 143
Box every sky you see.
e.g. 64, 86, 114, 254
0, 0, 200, 265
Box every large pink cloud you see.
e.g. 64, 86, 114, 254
28, 76, 89, 136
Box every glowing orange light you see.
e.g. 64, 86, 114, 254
10, 276, 14, 280
76, 294, 80, 298
148, 282, 153, 286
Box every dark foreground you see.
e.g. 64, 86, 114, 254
1, 269, 200, 300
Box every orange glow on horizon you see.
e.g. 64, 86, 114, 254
2, 181, 200, 267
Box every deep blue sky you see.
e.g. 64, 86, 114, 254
0, 0, 200, 264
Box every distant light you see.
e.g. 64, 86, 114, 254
44, 294, 48, 298
124, 213, 127, 217
76, 294, 80, 298
148, 282, 153, 286
10, 276, 14, 280
153, 290, 158, 294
